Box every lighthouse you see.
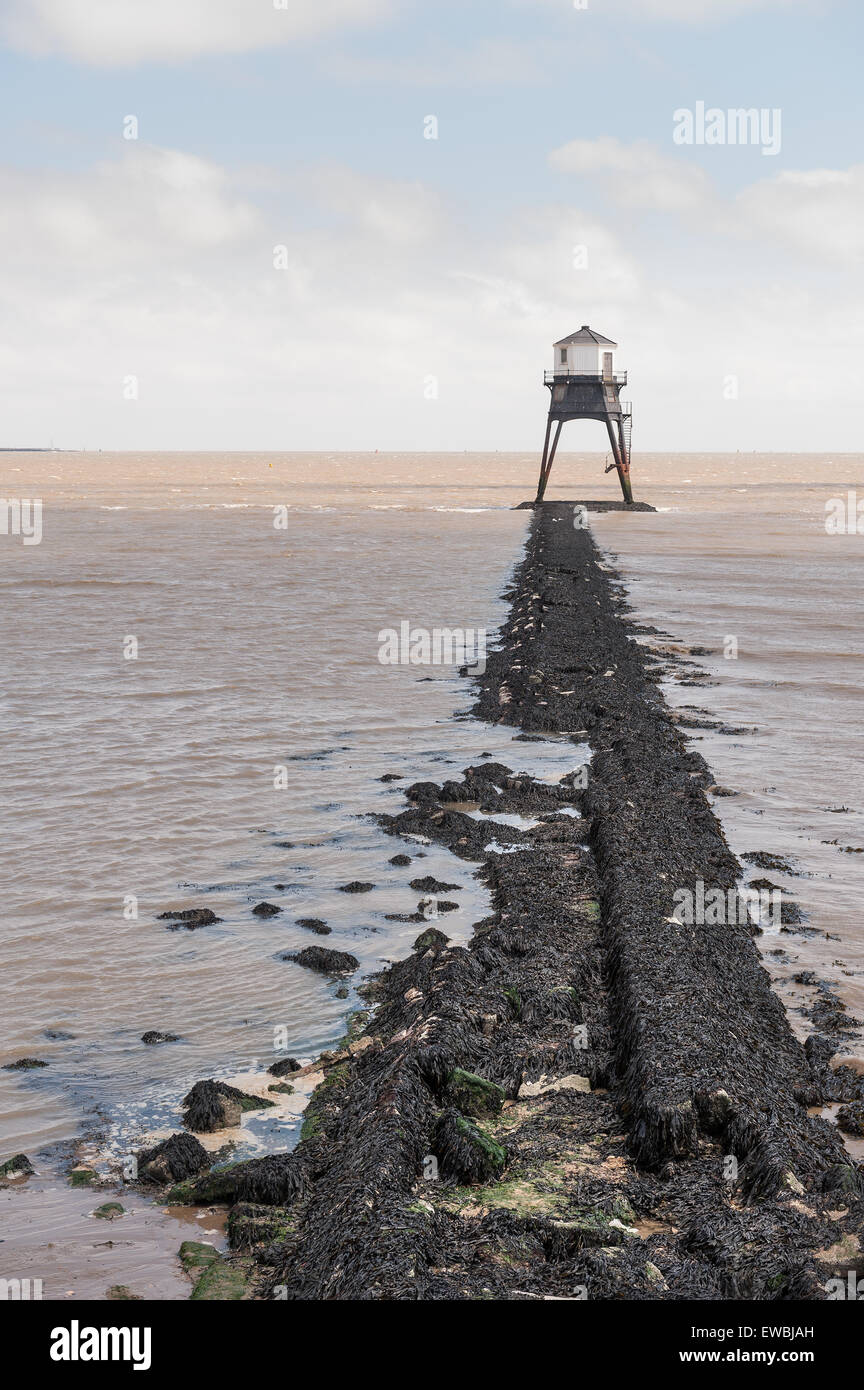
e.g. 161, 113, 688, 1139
535, 326, 633, 504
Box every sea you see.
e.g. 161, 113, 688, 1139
1, 449, 862, 1297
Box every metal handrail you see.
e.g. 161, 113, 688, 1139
544, 370, 627, 385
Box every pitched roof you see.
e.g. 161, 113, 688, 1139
554, 325, 618, 348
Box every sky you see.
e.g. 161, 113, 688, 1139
0, 0, 861, 452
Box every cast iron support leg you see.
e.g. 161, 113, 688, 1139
605, 416, 633, 505
535, 417, 554, 503
536, 420, 563, 503
616, 416, 633, 504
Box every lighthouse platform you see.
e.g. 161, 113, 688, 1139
514, 498, 656, 511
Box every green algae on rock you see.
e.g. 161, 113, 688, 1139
93, 1202, 125, 1220
433, 1110, 507, 1183
0, 1154, 34, 1180
445, 1069, 506, 1119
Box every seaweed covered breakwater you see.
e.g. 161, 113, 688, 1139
165, 503, 864, 1299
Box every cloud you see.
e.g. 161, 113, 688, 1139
320, 36, 565, 86
621, 0, 822, 18
735, 166, 864, 266
549, 135, 864, 267
549, 137, 712, 213
0, 139, 861, 451
0, 142, 643, 446
301, 166, 445, 245
519, 0, 825, 20
0, 146, 260, 272
0, 0, 393, 65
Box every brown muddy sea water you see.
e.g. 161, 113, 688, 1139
1, 450, 862, 1296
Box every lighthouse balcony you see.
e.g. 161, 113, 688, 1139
544, 369, 627, 385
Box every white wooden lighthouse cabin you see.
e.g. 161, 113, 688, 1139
551, 326, 621, 380
536, 325, 633, 503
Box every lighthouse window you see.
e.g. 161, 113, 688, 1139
559, 349, 567, 365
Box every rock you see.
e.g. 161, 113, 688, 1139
409, 876, 461, 893
165, 1165, 243, 1206
93, 1202, 125, 1220
779, 900, 807, 926
837, 1102, 864, 1137
252, 902, 281, 918
182, 1080, 275, 1133
378, 774, 404, 783
694, 1087, 733, 1134
816, 1232, 861, 1264
179, 1240, 219, 1275
106, 1285, 142, 1300
413, 927, 450, 952
268, 1082, 295, 1095
337, 881, 375, 894
805, 1033, 835, 1069
267, 1057, 300, 1076
446, 1068, 505, 1118
227, 1203, 295, 1250
0, 1153, 34, 1179
295, 918, 331, 934
518, 1073, 591, 1100
389, 854, 412, 866
3, 1057, 48, 1070
157, 908, 221, 930
283, 946, 359, 975
43, 1029, 75, 1041
406, 782, 443, 804
231, 1153, 307, 1206
168, 1153, 307, 1209
466, 760, 512, 781
435, 900, 460, 914
69, 1167, 97, 1187
318, 1049, 350, 1066
141, 1031, 180, 1045
433, 1109, 506, 1184
440, 781, 475, 803
137, 1132, 211, 1184
179, 1240, 251, 1299
190, 1255, 251, 1301
741, 852, 797, 873
335, 985, 349, 999
822, 1165, 863, 1196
